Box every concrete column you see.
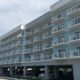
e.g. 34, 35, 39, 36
53, 67, 58, 80
0, 67, 3, 75
45, 66, 49, 80
23, 66, 26, 76
73, 64, 80, 80
9, 67, 13, 76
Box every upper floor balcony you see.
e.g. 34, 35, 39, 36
52, 17, 64, 24
43, 53, 52, 60
52, 38, 68, 48
24, 54, 31, 62
52, 24, 67, 35
33, 46, 42, 52
67, 4, 80, 17
26, 32, 52, 45
69, 33, 80, 44
24, 48, 32, 54
42, 23, 51, 30
33, 27, 42, 34
53, 51, 69, 60
51, 12, 65, 24
69, 50, 80, 59
9, 43, 15, 48
33, 54, 41, 61
15, 41, 23, 46
25, 40, 33, 45
33, 35, 42, 43
42, 32, 52, 40
25, 32, 32, 37
42, 43, 52, 51
68, 18, 80, 30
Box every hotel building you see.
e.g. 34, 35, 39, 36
0, 0, 80, 80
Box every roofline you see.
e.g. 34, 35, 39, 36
0, 12, 51, 40
0, 25, 22, 40
50, 0, 80, 14
24, 12, 51, 29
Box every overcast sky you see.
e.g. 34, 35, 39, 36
0, 0, 59, 36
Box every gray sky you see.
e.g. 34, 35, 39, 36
0, 0, 59, 36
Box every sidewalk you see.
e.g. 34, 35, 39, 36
0, 76, 27, 80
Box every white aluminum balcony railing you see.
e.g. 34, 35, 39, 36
68, 20, 80, 30
25, 40, 33, 45
53, 25, 65, 31
42, 32, 52, 39
42, 43, 52, 50
69, 35, 80, 44
33, 48, 42, 52
25, 32, 32, 37
25, 49, 32, 53
42, 22, 51, 30
67, 4, 80, 15
53, 52, 70, 59
33, 36, 42, 42
52, 25, 66, 35
43, 53, 52, 60
52, 16, 64, 24
69, 50, 80, 58
33, 27, 42, 33
53, 39, 68, 48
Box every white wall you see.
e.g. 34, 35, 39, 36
73, 63, 80, 80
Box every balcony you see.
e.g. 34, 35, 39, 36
33, 36, 42, 43
33, 48, 42, 53
25, 32, 32, 37
15, 41, 23, 47
33, 27, 42, 34
52, 17, 64, 24
53, 52, 69, 60
68, 23, 80, 30
42, 32, 52, 40
67, 6, 80, 17
43, 53, 52, 60
42, 43, 52, 51
25, 40, 33, 45
25, 49, 32, 54
69, 36, 80, 45
32, 34, 52, 44
52, 40, 68, 48
52, 25, 66, 35
70, 50, 80, 59
10, 44, 15, 48
42, 24, 51, 30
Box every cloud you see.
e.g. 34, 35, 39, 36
0, 0, 59, 36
